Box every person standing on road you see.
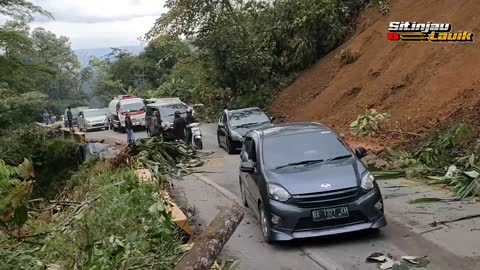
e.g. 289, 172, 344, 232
184, 108, 197, 145
154, 110, 163, 137
125, 113, 135, 144
172, 111, 187, 142
66, 106, 73, 130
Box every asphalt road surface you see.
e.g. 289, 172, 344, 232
86, 124, 479, 270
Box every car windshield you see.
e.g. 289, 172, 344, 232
159, 103, 188, 118
229, 109, 270, 128
262, 131, 352, 170
120, 101, 144, 112
84, 110, 105, 118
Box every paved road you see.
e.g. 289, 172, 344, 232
86, 124, 479, 270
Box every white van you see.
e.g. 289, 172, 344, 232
108, 95, 146, 131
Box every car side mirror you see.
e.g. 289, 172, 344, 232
270, 116, 275, 121
240, 161, 255, 172
355, 147, 367, 158
218, 122, 224, 127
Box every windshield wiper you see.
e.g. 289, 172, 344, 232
326, 154, 352, 162
274, 159, 325, 170
234, 122, 263, 128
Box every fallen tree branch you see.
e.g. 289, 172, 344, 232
431, 214, 480, 227
173, 204, 244, 270
387, 130, 423, 137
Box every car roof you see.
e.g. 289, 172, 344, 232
253, 122, 334, 138
226, 107, 262, 114
147, 101, 185, 107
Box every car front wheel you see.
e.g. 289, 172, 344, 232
259, 203, 273, 244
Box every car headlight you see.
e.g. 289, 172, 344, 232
268, 183, 291, 202
361, 171, 375, 191
230, 130, 243, 141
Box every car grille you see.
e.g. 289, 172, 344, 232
291, 186, 359, 208
294, 211, 366, 231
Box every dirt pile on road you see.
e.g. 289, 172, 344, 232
270, 0, 480, 151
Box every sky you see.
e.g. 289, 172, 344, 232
30, 0, 167, 49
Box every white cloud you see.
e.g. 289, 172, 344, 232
29, 0, 166, 49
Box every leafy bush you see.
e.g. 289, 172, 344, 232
384, 123, 480, 198
350, 109, 390, 136
0, 124, 63, 165
0, 159, 34, 230
0, 164, 182, 269
0, 124, 82, 198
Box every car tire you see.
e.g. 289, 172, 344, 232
226, 137, 235, 154
217, 135, 222, 148
240, 178, 248, 208
259, 203, 273, 244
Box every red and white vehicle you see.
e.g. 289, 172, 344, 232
108, 95, 146, 131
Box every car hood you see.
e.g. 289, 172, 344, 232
265, 158, 365, 195
86, 116, 107, 122
233, 122, 274, 137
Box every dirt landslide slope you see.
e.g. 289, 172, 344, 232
270, 0, 480, 150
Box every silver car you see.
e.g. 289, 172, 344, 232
77, 109, 109, 132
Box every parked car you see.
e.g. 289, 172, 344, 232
145, 101, 189, 141
239, 122, 386, 243
217, 107, 273, 154
64, 106, 89, 127
77, 109, 109, 132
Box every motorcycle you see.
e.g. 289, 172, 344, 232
187, 122, 203, 150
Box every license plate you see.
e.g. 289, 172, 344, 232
312, 206, 349, 221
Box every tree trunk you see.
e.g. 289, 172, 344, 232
174, 204, 244, 270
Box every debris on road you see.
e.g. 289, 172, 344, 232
408, 197, 453, 204
431, 214, 480, 227
366, 253, 430, 269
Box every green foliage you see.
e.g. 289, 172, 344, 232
350, 109, 390, 136
0, 159, 33, 229
1, 164, 182, 269
0, 124, 82, 198
0, 87, 47, 128
0, 0, 51, 19
31, 138, 82, 197
0, 248, 44, 270
0, 124, 62, 165
1, 15, 88, 118
82, 0, 367, 119
385, 123, 480, 198
370, 0, 390, 15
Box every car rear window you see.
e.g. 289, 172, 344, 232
262, 131, 351, 170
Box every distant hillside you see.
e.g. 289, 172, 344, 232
75, 45, 143, 66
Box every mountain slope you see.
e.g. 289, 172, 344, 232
270, 0, 480, 149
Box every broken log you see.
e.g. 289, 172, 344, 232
173, 204, 244, 270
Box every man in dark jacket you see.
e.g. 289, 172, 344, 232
125, 114, 135, 144
66, 107, 73, 129
184, 108, 197, 145
172, 111, 187, 142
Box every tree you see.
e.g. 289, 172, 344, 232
146, 0, 366, 115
